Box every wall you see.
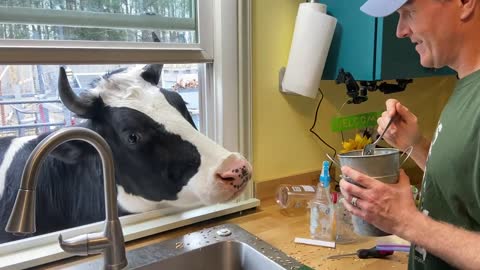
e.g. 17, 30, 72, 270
252, 0, 456, 183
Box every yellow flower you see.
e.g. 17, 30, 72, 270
340, 133, 372, 153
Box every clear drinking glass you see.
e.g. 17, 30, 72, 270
335, 195, 359, 244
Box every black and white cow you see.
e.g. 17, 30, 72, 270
0, 64, 252, 243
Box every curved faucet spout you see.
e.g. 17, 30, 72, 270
5, 127, 127, 270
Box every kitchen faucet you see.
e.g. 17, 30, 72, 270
5, 127, 127, 270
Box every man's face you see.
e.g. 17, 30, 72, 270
396, 0, 460, 68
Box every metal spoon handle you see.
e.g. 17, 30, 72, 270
373, 115, 396, 145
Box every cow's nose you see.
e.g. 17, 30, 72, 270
216, 155, 252, 189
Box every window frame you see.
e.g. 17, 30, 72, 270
0, 0, 256, 268
0, 0, 213, 64
0, 6, 197, 31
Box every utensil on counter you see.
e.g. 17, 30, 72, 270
362, 115, 396, 156
327, 246, 394, 260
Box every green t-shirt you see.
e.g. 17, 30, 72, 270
409, 70, 480, 270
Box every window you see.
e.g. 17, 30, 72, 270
0, 0, 197, 44
0, 63, 203, 137
0, 0, 255, 268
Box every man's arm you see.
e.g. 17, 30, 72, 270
409, 136, 431, 171
399, 212, 480, 270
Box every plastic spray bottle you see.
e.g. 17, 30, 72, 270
310, 161, 335, 241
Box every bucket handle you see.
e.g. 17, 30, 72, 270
400, 146, 413, 166
326, 153, 340, 168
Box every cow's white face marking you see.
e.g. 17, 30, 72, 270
0, 136, 36, 197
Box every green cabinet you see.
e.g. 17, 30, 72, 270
321, 0, 453, 81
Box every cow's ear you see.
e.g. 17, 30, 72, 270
141, 64, 163, 86
50, 141, 89, 164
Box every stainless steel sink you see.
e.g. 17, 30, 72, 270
64, 224, 310, 270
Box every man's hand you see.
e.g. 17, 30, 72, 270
378, 99, 431, 170
378, 99, 424, 150
339, 166, 418, 236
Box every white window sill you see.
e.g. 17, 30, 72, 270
0, 198, 259, 270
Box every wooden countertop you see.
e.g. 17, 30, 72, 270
39, 198, 408, 270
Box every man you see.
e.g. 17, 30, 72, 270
340, 0, 480, 269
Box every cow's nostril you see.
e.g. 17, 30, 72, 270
216, 173, 235, 182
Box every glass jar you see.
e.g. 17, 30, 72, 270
335, 194, 359, 244
275, 184, 316, 209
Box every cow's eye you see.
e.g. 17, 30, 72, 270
127, 133, 140, 144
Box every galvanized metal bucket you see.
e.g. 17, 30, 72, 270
338, 148, 411, 184
329, 147, 412, 236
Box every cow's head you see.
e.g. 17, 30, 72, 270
56, 65, 252, 213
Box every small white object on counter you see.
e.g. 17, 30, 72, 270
294, 237, 336, 248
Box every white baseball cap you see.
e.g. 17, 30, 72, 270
360, 0, 408, 17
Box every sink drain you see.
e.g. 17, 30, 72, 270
216, 228, 232, 237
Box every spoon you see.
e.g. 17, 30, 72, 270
363, 115, 396, 156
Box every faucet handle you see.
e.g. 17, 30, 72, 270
59, 232, 110, 256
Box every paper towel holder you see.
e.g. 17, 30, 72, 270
278, 67, 300, 96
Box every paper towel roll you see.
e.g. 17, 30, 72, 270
282, 3, 337, 98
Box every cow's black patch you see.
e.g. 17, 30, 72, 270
141, 65, 163, 86
94, 106, 201, 201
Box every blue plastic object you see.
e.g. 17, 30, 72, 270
320, 161, 330, 188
